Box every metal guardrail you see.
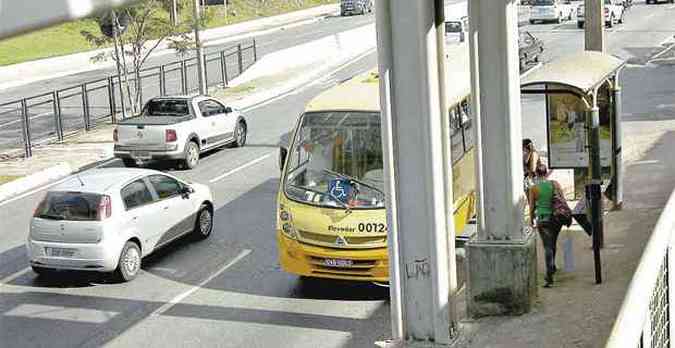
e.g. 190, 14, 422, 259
605, 189, 675, 348
0, 40, 257, 158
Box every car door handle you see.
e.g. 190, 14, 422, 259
163, 206, 170, 210
132, 216, 139, 221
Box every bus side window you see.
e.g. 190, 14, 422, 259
450, 107, 464, 164
461, 100, 474, 151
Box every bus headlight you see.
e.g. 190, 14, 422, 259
282, 222, 298, 239
279, 208, 297, 239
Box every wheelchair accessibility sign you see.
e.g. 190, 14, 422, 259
328, 179, 353, 204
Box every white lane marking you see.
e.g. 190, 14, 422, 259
0, 267, 31, 287
0, 157, 118, 208
6, 304, 119, 324
150, 249, 252, 317
209, 153, 272, 183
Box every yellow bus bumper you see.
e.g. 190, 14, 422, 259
277, 231, 389, 282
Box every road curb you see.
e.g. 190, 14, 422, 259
0, 162, 72, 203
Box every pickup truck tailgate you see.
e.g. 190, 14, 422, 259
116, 124, 167, 146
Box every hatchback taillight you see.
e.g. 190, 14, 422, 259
113, 128, 118, 142
165, 129, 177, 143
97, 195, 112, 221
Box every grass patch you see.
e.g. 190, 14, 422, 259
0, 0, 336, 67
0, 175, 20, 185
0, 20, 100, 66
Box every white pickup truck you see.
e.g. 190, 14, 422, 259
113, 95, 247, 169
529, 0, 580, 24
576, 0, 625, 29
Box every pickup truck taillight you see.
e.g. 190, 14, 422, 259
604, 8, 609, 16
165, 129, 177, 143
113, 128, 118, 142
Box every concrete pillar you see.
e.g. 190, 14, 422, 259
465, 0, 537, 318
375, 0, 455, 344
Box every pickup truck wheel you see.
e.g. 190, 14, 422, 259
122, 158, 137, 167
32, 266, 56, 277
183, 141, 200, 169
233, 122, 247, 148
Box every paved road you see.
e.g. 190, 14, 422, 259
2, 1, 675, 347
0, 0, 465, 153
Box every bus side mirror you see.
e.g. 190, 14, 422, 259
279, 147, 288, 172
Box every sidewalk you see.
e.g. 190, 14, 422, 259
0, 4, 339, 91
451, 129, 675, 347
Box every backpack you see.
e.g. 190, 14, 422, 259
551, 185, 572, 227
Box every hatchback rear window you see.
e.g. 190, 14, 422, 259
35, 192, 102, 221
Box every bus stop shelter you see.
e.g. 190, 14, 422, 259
520, 50, 626, 283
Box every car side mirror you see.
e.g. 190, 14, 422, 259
180, 185, 193, 198
279, 147, 288, 173
224, 107, 233, 114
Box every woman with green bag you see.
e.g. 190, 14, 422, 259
528, 163, 567, 288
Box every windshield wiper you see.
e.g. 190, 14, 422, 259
322, 169, 385, 197
288, 183, 351, 212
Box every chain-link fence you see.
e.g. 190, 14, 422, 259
0, 40, 257, 158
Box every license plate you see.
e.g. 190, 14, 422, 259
324, 259, 353, 267
45, 247, 75, 258
131, 151, 150, 160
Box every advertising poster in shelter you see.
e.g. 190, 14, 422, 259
546, 86, 612, 169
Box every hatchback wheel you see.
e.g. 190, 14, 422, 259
115, 241, 141, 282
233, 122, 247, 148
183, 141, 200, 169
193, 204, 213, 240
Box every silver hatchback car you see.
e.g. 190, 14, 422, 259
27, 168, 214, 282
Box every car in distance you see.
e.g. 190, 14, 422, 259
28, 168, 214, 282
340, 0, 373, 16
529, 0, 578, 24
646, 0, 673, 4
113, 95, 247, 169
577, 0, 625, 29
519, 31, 544, 72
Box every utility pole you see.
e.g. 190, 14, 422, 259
465, 0, 537, 318
585, 0, 605, 279
193, 0, 208, 95
375, 0, 456, 344
584, 0, 605, 52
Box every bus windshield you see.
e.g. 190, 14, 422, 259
283, 111, 385, 209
